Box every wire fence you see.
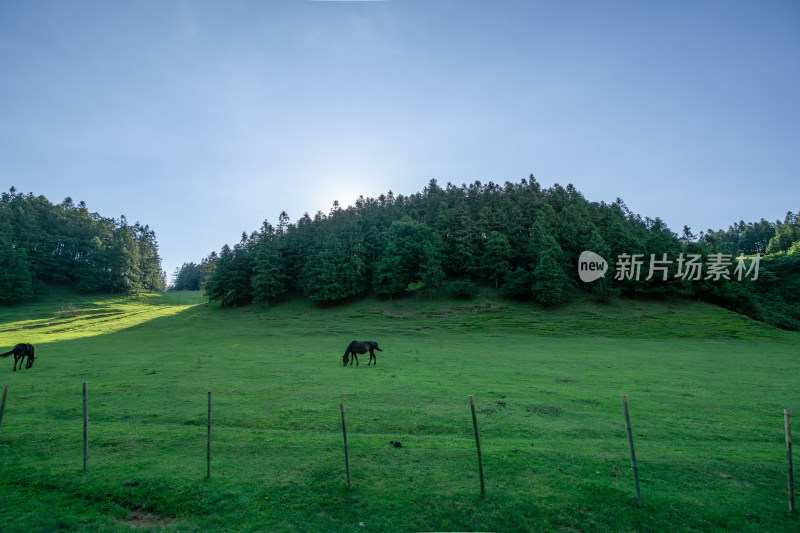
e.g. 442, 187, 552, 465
0, 382, 795, 512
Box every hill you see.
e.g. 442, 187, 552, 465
188, 178, 799, 330
0, 291, 798, 531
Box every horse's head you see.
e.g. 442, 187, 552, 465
342, 354, 349, 366
26, 354, 34, 369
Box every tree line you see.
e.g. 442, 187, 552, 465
181, 177, 798, 329
0, 187, 166, 303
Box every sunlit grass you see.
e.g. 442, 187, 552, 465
0, 290, 798, 531
0, 290, 205, 345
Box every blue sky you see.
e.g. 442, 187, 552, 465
2, 0, 798, 281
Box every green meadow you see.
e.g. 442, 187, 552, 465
0, 289, 799, 532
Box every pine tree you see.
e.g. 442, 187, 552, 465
481, 231, 512, 288
500, 267, 534, 299
531, 233, 571, 306
171, 262, 208, 291
583, 227, 617, 303
436, 197, 479, 277
419, 238, 445, 297
250, 221, 288, 305
767, 212, 799, 254
373, 217, 443, 297
204, 242, 254, 307
108, 219, 142, 293
304, 233, 365, 303
0, 221, 34, 303
252, 244, 288, 305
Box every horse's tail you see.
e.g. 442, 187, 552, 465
372, 342, 383, 351
0, 350, 13, 358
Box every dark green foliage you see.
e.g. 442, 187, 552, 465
448, 279, 479, 299
582, 227, 618, 303
699, 212, 797, 256
531, 233, 571, 306
693, 211, 800, 330
303, 232, 366, 303
765, 211, 799, 254
200, 178, 796, 329
637, 217, 683, 299
299, 207, 369, 303
170, 261, 208, 291
204, 241, 254, 307
251, 245, 288, 303
372, 251, 408, 296
500, 267, 534, 299
479, 230, 513, 288
250, 221, 288, 305
436, 197, 480, 277
0, 188, 166, 302
107, 218, 142, 293
749, 254, 800, 329
373, 217, 443, 297
0, 230, 34, 303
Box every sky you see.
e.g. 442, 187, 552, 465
1, 0, 798, 282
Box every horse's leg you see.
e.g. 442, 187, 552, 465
13, 354, 19, 371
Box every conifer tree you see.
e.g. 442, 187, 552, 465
481, 231, 512, 288
171, 262, 207, 291
583, 227, 617, 303
304, 233, 365, 303
252, 242, 288, 305
531, 232, 570, 306
374, 217, 442, 296
0, 221, 34, 303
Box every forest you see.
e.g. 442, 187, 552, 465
173, 177, 799, 329
2, 180, 796, 329
0, 187, 166, 302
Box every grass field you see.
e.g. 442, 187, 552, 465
0, 289, 799, 532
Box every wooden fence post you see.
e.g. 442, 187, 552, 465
786, 409, 795, 513
0, 385, 8, 429
621, 395, 641, 500
83, 381, 88, 471
340, 403, 351, 491
469, 395, 486, 496
207, 391, 212, 479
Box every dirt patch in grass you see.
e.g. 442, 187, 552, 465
124, 509, 175, 529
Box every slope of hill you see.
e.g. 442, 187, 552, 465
0, 292, 798, 531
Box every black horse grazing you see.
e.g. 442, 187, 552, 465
1, 343, 35, 371
342, 341, 382, 367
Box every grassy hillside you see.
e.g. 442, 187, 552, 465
0, 290, 798, 532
